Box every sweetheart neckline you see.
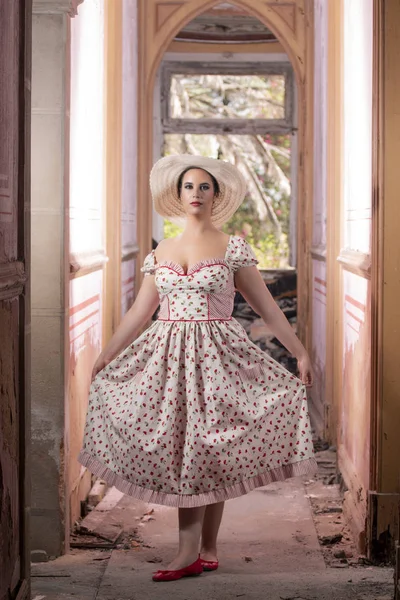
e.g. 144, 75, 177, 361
154, 234, 234, 276
156, 258, 230, 276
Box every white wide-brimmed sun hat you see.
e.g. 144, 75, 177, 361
149, 154, 247, 228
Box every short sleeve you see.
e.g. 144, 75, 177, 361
226, 236, 259, 272
140, 250, 156, 276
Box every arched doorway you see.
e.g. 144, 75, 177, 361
136, 0, 314, 347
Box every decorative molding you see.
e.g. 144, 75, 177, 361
337, 248, 371, 279
0, 261, 27, 301
267, 2, 297, 34
32, 108, 63, 116
156, 3, 184, 33
269, 2, 297, 34
175, 11, 277, 43
310, 244, 327, 262
70, 250, 108, 278
370, 0, 384, 496
121, 244, 140, 262
32, 0, 84, 16
31, 308, 64, 317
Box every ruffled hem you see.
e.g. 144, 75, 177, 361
78, 450, 318, 508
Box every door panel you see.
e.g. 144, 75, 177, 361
0, 1, 31, 598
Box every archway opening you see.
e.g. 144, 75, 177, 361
152, 2, 299, 373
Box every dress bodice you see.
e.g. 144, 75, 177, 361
140, 235, 259, 321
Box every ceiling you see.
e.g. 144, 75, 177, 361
174, 4, 278, 44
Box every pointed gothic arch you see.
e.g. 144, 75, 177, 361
136, 0, 314, 345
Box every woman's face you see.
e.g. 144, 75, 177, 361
179, 168, 216, 220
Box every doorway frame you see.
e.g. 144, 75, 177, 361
136, 0, 314, 348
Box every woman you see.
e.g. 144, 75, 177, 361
78, 155, 317, 582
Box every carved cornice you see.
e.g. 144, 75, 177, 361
70, 249, 108, 278
32, 0, 84, 16
175, 13, 277, 43
0, 262, 27, 301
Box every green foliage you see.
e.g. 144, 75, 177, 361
163, 74, 293, 267
164, 219, 183, 239
222, 208, 289, 269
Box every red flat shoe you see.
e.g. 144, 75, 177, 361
152, 557, 203, 582
200, 558, 219, 571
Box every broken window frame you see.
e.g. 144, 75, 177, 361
161, 61, 295, 135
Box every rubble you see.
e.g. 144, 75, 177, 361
234, 268, 299, 375
320, 534, 344, 546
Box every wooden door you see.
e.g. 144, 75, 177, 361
0, 1, 31, 599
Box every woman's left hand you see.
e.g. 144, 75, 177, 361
297, 352, 314, 387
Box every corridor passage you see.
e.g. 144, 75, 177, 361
32, 470, 393, 600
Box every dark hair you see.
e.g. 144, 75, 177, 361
177, 166, 220, 198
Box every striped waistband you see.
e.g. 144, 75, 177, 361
156, 317, 232, 323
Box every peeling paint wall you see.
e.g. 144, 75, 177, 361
339, 0, 373, 549
341, 273, 371, 485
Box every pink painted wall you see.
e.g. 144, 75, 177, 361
342, 272, 371, 490
310, 0, 328, 437
68, 0, 106, 524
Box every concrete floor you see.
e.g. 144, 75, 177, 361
31, 476, 394, 600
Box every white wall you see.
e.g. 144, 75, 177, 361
343, 0, 373, 254
70, 0, 105, 259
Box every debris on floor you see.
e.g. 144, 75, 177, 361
234, 269, 299, 374
304, 446, 364, 570
72, 486, 125, 549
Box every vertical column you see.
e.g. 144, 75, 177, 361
103, 0, 122, 343
121, 0, 139, 318
31, 0, 82, 559
371, 0, 400, 560
309, 0, 328, 438
325, 0, 343, 447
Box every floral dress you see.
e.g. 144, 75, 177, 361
78, 235, 317, 507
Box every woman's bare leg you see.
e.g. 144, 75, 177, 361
200, 502, 225, 561
166, 506, 206, 570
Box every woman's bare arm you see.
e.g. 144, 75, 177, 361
92, 275, 160, 379
234, 266, 313, 385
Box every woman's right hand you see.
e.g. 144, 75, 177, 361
91, 352, 112, 382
